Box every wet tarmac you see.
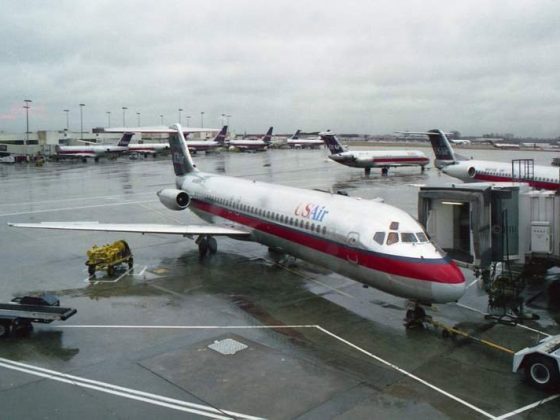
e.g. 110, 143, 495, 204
1, 147, 559, 419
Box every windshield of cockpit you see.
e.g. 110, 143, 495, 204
372, 221, 429, 246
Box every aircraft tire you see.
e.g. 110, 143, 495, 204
207, 236, 218, 254
198, 238, 209, 259
0, 320, 11, 338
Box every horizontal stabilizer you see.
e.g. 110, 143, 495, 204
8, 222, 251, 237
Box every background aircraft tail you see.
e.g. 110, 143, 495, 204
320, 131, 345, 154
117, 132, 135, 147
169, 124, 197, 176
289, 129, 301, 140
425, 129, 462, 169
213, 125, 228, 144
262, 127, 273, 144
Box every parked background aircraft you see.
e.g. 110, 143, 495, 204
423, 129, 560, 190
450, 139, 471, 145
228, 127, 273, 152
320, 131, 430, 175
185, 125, 228, 154
286, 130, 323, 149
55, 133, 133, 162
9, 123, 465, 326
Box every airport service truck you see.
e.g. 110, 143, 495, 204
0, 294, 77, 338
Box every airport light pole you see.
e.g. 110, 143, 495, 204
24, 99, 32, 144
186, 115, 191, 127
122, 107, 127, 127
200, 111, 204, 128
226, 114, 231, 126
160, 114, 164, 125
137, 112, 141, 126
63, 109, 69, 131
79, 103, 85, 140
178, 108, 183, 124
106, 111, 111, 127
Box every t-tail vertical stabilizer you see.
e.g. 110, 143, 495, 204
262, 127, 273, 144
426, 129, 461, 169
213, 125, 228, 144
169, 123, 197, 176
320, 131, 346, 155
118, 132, 135, 147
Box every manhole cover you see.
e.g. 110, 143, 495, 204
208, 338, 248, 355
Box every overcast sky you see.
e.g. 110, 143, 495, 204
1, 0, 559, 137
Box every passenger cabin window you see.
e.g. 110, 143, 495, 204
373, 232, 385, 245
401, 233, 417, 243
387, 232, 399, 245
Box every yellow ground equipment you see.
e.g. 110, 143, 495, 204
86, 240, 133, 276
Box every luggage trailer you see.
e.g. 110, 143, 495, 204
0, 298, 77, 338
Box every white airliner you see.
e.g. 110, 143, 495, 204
286, 130, 323, 149
320, 132, 430, 175
423, 129, 560, 191
55, 133, 133, 162
9, 124, 465, 324
185, 125, 228, 154
127, 141, 169, 157
450, 139, 471, 145
228, 127, 273, 152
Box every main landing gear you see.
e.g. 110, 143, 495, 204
403, 301, 429, 328
196, 235, 217, 259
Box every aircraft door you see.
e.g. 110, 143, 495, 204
346, 231, 360, 264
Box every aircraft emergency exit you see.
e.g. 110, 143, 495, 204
424, 129, 560, 191
320, 131, 430, 175
10, 124, 465, 324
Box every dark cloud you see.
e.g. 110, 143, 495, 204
0, 0, 559, 136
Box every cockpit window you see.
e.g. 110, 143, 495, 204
401, 233, 417, 243
373, 232, 385, 245
386, 232, 399, 245
416, 232, 429, 242
389, 221, 399, 230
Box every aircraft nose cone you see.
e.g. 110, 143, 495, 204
429, 261, 466, 303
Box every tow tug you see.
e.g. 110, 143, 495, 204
0, 294, 77, 338
424, 317, 560, 390
86, 240, 133, 276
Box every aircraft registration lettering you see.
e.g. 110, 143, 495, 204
294, 203, 329, 222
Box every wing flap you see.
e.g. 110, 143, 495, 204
8, 222, 251, 237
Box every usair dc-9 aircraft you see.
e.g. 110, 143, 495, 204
320, 131, 430, 176
422, 129, 560, 191
9, 124, 465, 325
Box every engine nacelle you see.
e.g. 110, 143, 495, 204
157, 188, 190, 211
467, 166, 476, 178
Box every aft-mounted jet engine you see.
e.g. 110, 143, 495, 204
157, 188, 190, 210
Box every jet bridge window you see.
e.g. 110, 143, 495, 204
373, 232, 385, 245
387, 232, 399, 245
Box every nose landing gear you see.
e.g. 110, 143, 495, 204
404, 301, 429, 328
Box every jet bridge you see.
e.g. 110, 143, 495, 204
418, 182, 560, 273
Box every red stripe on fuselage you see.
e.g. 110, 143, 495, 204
372, 157, 429, 164
473, 173, 559, 190
191, 199, 463, 284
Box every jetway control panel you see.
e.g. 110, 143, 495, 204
418, 183, 560, 270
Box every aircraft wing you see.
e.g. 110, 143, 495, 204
98, 126, 219, 134
8, 222, 251, 237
